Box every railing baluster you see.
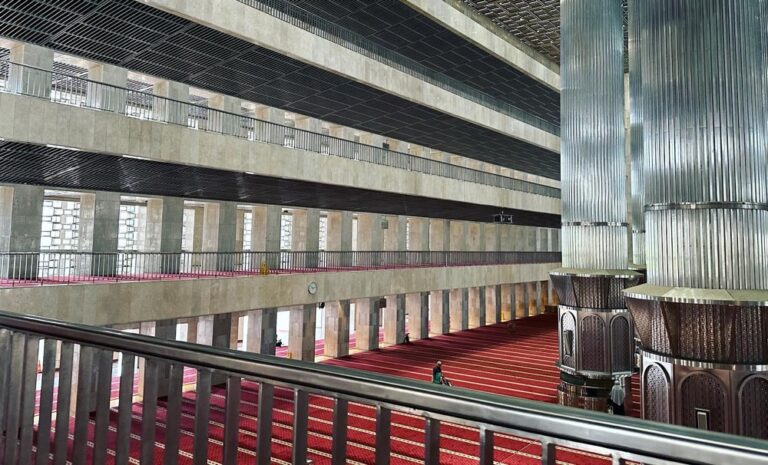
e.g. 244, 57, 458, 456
223, 375, 242, 465
35, 338, 58, 465
115, 353, 136, 465
164, 362, 185, 465
2, 332, 26, 464
72, 345, 95, 465
140, 358, 160, 465
375, 405, 391, 465
92, 348, 115, 464
256, 382, 275, 465
292, 389, 309, 465
53, 342, 75, 465
0, 329, 10, 455
331, 397, 348, 465
18, 335, 41, 465
424, 417, 440, 465
193, 369, 213, 465
541, 440, 557, 465
479, 427, 494, 465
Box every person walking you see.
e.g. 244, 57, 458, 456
608, 378, 626, 415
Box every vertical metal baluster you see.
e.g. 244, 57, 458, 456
115, 353, 135, 465
222, 375, 242, 465
0, 329, 11, 453
256, 382, 274, 465
291, 389, 309, 465
3, 332, 26, 465
92, 349, 115, 464
424, 417, 440, 465
479, 427, 494, 465
53, 342, 74, 465
163, 362, 185, 465
140, 358, 159, 465
375, 405, 391, 465
331, 397, 348, 465
193, 369, 212, 465
541, 440, 556, 465
72, 345, 95, 465
18, 335, 41, 465
35, 339, 57, 465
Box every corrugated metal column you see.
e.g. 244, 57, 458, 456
552, 0, 640, 411
624, 0, 768, 437
628, 0, 645, 268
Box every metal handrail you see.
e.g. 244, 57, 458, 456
0, 250, 563, 286
0, 59, 562, 199
0, 310, 765, 465
235, 0, 561, 136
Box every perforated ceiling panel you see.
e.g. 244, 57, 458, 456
0, 0, 561, 178
0, 141, 560, 227
459, 0, 628, 65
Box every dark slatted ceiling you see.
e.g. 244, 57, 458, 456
0, 141, 560, 227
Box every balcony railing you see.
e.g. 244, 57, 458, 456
0, 310, 764, 465
0, 59, 561, 199
236, 0, 561, 136
0, 250, 562, 287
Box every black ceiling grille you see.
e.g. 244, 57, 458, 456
0, 141, 561, 227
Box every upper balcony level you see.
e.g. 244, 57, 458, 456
0, 0, 561, 178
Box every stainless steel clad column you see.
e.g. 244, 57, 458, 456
624, 0, 768, 437
628, 0, 645, 268
551, 0, 641, 411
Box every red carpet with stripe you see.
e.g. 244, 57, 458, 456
35, 314, 641, 464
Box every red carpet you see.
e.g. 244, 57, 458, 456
33, 314, 641, 464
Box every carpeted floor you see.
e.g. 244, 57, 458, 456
35, 314, 641, 465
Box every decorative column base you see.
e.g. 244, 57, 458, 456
551, 268, 643, 412
625, 285, 768, 439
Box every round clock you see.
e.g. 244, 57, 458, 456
307, 281, 318, 295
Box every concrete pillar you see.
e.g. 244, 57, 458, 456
449, 288, 469, 332
146, 197, 184, 273
406, 292, 429, 340
197, 313, 235, 349
466, 223, 483, 252
383, 294, 406, 345
357, 213, 382, 266
257, 106, 286, 145
245, 308, 277, 355
78, 192, 121, 276
323, 300, 350, 358
407, 217, 430, 251
515, 283, 527, 319
291, 208, 320, 268
86, 63, 128, 112
8, 43, 53, 97
355, 297, 380, 351
328, 125, 356, 157
295, 116, 324, 152
154, 80, 189, 125
0, 185, 44, 279
288, 305, 317, 362
327, 211, 353, 268
429, 290, 450, 335
429, 219, 450, 253
485, 285, 501, 324
527, 282, 537, 316
250, 204, 282, 269
208, 94, 242, 136
500, 284, 513, 321
539, 281, 549, 313
383, 215, 406, 266
202, 202, 237, 270
468, 286, 486, 328
359, 132, 386, 149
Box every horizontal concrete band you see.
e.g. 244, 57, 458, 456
0, 262, 559, 326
